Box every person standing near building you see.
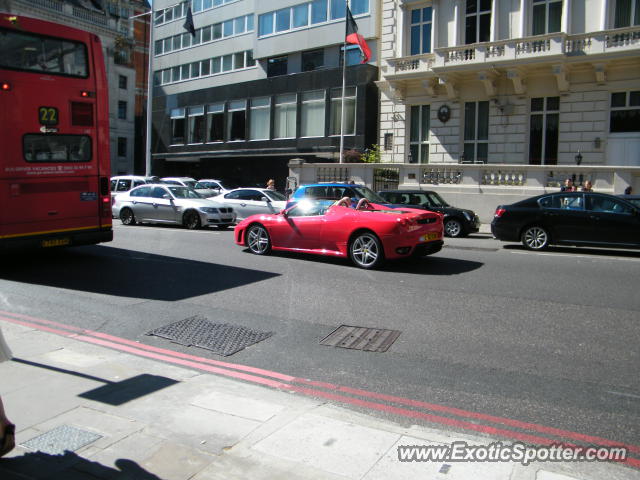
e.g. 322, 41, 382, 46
0, 326, 15, 457
582, 180, 593, 192
560, 178, 576, 192
266, 179, 276, 191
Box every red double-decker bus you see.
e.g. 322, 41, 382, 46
0, 13, 112, 251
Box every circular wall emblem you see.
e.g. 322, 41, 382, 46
438, 105, 451, 123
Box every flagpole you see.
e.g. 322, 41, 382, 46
339, 2, 349, 164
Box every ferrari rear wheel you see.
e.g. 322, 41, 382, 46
247, 224, 271, 255
349, 232, 383, 269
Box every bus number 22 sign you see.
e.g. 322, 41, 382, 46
38, 106, 58, 126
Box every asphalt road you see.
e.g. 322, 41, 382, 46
1, 223, 639, 448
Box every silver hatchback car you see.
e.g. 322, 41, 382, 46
113, 184, 236, 230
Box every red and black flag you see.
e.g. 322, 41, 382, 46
345, 6, 371, 64
184, 6, 196, 37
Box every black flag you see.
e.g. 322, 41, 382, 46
184, 7, 196, 37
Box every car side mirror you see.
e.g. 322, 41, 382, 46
261, 196, 271, 203
280, 209, 288, 217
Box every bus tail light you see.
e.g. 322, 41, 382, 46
71, 102, 93, 126
80, 90, 94, 98
100, 177, 111, 218
1, 82, 10, 91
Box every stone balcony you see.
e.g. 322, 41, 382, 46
384, 26, 640, 82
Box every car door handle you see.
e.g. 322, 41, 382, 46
240, 203, 246, 207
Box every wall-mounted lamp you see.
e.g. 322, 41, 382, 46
594, 137, 601, 149
575, 151, 583, 165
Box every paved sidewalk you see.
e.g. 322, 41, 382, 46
0, 320, 637, 480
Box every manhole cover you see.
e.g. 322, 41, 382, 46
320, 325, 401, 352
21, 425, 102, 455
147, 315, 273, 356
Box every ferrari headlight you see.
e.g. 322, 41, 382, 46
200, 207, 219, 213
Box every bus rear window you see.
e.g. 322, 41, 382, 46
24, 134, 91, 162
0, 28, 88, 77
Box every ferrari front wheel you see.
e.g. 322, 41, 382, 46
349, 232, 383, 269
246, 224, 272, 255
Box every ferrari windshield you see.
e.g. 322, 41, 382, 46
352, 186, 387, 203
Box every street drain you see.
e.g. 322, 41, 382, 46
146, 315, 273, 356
320, 325, 401, 352
21, 425, 102, 455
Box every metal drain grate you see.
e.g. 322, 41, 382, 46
21, 425, 102, 455
147, 315, 273, 356
320, 325, 401, 352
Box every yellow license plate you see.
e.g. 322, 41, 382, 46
42, 238, 70, 248
420, 232, 440, 242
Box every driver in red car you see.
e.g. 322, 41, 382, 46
333, 196, 372, 210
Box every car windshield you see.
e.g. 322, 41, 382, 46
624, 197, 640, 208
182, 180, 197, 189
265, 190, 286, 201
426, 192, 450, 207
193, 182, 210, 189
168, 186, 202, 199
352, 186, 387, 203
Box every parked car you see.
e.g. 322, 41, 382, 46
287, 183, 399, 209
377, 190, 480, 237
113, 184, 236, 230
234, 199, 444, 269
212, 188, 287, 220
197, 179, 240, 195
160, 177, 219, 198
110, 175, 155, 198
492, 192, 640, 250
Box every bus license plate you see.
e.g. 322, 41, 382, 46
42, 238, 70, 248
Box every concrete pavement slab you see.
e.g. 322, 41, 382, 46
252, 413, 401, 479
190, 389, 286, 422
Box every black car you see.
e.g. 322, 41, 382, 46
492, 192, 640, 250
618, 194, 640, 209
378, 190, 480, 237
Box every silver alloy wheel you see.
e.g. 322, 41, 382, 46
183, 210, 201, 229
522, 226, 549, 250
350, 233, 382, 268
120, 208, 135, 225
247, 225, 271, 255
445, 219, 463, 237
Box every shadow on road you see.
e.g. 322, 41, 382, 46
0, 245, 279, 301
0, 450, 164, 479
243, 249, 483, 275
502, 244, 640, 258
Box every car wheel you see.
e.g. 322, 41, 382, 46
120, 208, 136, 225
217, 225, 230, 230
521, 225, 550, 250
183, 210, 201, 230
349, 232, 384, 269
444, 218, 463, 238
246, 224, 271, 255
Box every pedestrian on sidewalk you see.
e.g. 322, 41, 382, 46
624, 186, 633, 195
266, 179, 276, 191
582, 180, 593, 192
560, 178, 576, 192
0, 326, 15, 457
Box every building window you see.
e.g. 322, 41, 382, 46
227, 100, 246, 141
274, 94, 297, 139
118, 75, 127, 89
614, 0, 640, 27
117, 137, 127, 157
330, 87, 356, 136
610, 91, 640, 132
311, 0, 328, 23
170, 108, 186, 144
267, 56, 288, 77
118, 101, 127, 120
532, 0, 562, 35
466, 0, 491, 44
301, 90, 325, 137
410, 7, 432, 55
302, 49, 324, 71
250, 97, 271, 140
188, 106, 205, 144
339, 45, 363, 66
463, 101, 489, 163
409, 105, 430, 163
529, 97, 559, 165
206, 103, 224, 142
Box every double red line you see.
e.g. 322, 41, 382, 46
1, 309, 639, 468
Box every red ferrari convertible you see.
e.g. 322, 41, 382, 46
234, 199, 444, 269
